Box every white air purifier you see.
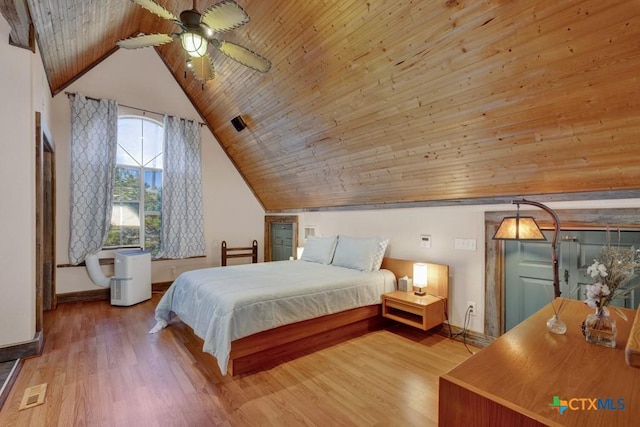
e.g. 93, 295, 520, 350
111, 250, 151, 306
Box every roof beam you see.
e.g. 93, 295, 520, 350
0, 0, 34, 51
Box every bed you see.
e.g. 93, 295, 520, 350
151, 235, 448, 376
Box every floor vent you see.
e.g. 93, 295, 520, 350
19, 383, 47, 410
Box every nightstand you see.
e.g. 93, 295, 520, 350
382, 290, 446, 331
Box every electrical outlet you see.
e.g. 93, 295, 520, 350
467, 301, 477, 316
170, 266, 176, 277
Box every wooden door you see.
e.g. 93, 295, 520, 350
35, 112, 56, 324
505, 229, 640, 331
42, 147, 56, 310
504, 231, 556, 331
562, 230, 640, 309
264, 215, 298, 262
270, 223, 293, 261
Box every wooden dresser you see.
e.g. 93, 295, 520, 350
439, 298, 640, 426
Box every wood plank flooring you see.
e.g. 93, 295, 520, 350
0, 294, 474, 426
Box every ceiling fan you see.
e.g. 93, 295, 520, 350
117, 0, 271, 82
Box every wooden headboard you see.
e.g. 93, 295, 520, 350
380, 257, 449, 300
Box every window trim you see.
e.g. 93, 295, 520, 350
103, 114, 164, 254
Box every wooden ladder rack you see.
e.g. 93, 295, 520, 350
221, 240, 258, 266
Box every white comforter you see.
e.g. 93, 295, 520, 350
154, 260, 396, 374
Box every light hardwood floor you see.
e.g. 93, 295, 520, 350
0, 294, 474, 426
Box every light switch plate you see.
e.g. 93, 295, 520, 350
455, 238, 477, 251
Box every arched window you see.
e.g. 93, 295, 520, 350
104, 116, 163, 256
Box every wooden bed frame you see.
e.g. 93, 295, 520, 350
175, 257, 450, 376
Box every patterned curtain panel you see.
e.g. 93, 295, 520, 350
68, 94, 118, 265
159, 115, 206, 259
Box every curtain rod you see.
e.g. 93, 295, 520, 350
64, 92, 206, 126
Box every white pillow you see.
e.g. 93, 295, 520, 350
371, 238, 389, 271
331, 235, 379, 272
300, 235, 338, 264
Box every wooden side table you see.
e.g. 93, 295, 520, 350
382, 290, 446, 331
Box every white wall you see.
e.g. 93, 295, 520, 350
298, 198, 640, 333
52, 47, 265, 293
0, 16, 52, 346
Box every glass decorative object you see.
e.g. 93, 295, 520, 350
583, 306, 617, 348
546, 314, 567, 334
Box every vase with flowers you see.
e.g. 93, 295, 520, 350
582, 238, 640, 348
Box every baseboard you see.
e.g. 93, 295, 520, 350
0, 331, 43, 363
0, 359, 21, 411
436, 323, 495, 348
152, 281, 172, 293
57, 281, 173, 305
56, 288, 109, 304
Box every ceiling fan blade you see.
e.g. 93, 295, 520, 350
116, 33, 175, 49
201, 0, 249, 33
189, 55, 215, 82
216, 40, 271, 73
130, 0, 178, 21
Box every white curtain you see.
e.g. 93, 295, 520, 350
159, 115, 206, 258
68, 94, 118, 265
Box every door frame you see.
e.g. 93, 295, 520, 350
485, 208, 640, 337
35, 111, 56, 332
0, 112, 52, 361
264, 215, 298, 262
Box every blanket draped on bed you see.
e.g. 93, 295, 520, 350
153, 260, 396, 374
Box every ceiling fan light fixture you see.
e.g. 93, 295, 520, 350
120, 0, 270, 79
181, 32, 208, 57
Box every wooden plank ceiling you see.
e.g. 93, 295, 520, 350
4, 0, 640, 211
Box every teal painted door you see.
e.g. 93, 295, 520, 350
270, 223, 293, 261
505, 230, 640, 331
504, 231, 557, 331
563, 230, 640, 310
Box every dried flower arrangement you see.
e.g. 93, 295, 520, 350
584, 233, 640, 312
580, 232, 640, 346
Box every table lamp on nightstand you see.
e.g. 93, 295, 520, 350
413, 263, 428, 296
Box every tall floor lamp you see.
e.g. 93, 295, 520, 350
493, 199, 566, 334
492, 199, 561, 298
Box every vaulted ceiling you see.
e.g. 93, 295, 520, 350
3, 0, 640, 211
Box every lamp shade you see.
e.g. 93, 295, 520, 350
413, 263, 428, 287
493, 216, 546, 240
181, 32, 208, 57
